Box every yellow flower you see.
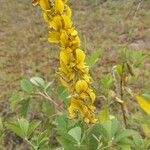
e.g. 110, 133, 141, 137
76, 49, 85, 64
50, 15, 63, 31
62, 16, 72, 29
60, 49, 72, 65
75, 80, 88, 93
55, 0, 65, 14
48, 31, 60, 43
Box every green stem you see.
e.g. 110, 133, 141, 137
120, 63, 127, 128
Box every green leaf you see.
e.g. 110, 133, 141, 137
86, 50, 101, 68
142, 94, 150, 102
21, 98, 30, 117
144, 140, 150, 150
114, 129, 136, 143
42, 101, 54, 116
18, 118, 29, 137
56, 115, 68, 132
30, 77, 45, 88
116, 64, 123, 76
10, 94, 21, 112
7, 119, 40, 139
57, 86, 70, 106
6, 122, 25, 138
98, 108, 109, 123
100, 74, 114, 90
101, 119, 119, 142
132, 133, 144, 150
56, 115, 76, 132
68, 127, 81, 143
27, 120, 41, 137
118, 142, 131, 150
101, 75, 114, 90
21, 79, 33, 93
57, 132, 76, 150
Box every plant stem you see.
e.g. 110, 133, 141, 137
38, 91, 65, 111
24, 138, 37, 150
120, 63, 127, 128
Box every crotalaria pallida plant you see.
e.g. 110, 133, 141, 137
33, 0, 97, 124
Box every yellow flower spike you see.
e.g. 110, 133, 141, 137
39, 0, 50, 10
35, 0, 97, 124
75, 80, 88, 93
55, 0, 65, 14
135, 95, 150, 115
48, 31, 60, 43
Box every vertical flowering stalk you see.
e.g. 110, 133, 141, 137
33, 0, 97, 124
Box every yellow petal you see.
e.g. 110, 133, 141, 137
60, 77, 69, 88
136, 95, 150, 115
48, 31, 60, 43
60, 31, 69, 47
72, 36, 80, 47
55, 0, 64, 14
60, 50, 72, 65
75, 80, 88, 93
50, 15, 62, 30
68, 99, 80, 118
89, 91, 96, 103
80, 93, 88, 100
68, 28, 78, 36
84, 118, 90, 124
76, 49, 85, 64
65, 5, 72, 17
39, 0, 50, 10
62, 16, 72, 29
43, 12, 50, 23
60, 61, 69, 74
71, 29, 78, 36
82, 74, 90, 82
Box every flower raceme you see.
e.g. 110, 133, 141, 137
33, 0, 97, 124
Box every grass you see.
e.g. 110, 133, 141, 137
0, 0, 150, 148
